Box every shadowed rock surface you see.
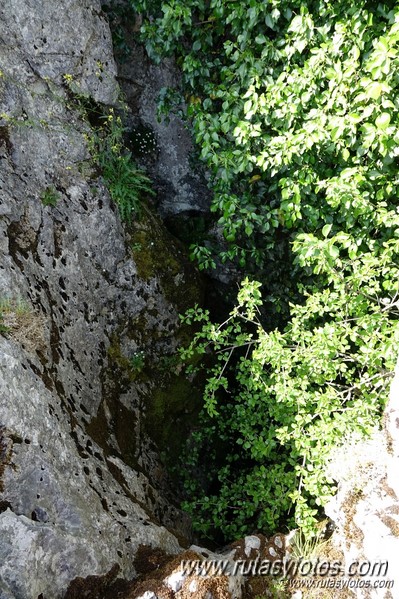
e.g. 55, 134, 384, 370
0, 0, 202, 596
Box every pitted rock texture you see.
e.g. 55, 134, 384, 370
325, 365, 399, 599
0, 0, 119, 106
0, 1, 200, 597
0, 341, 179, 599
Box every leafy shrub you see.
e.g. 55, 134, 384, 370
132, 0, 399, 540
180, 270, 399, 538
132, 0, 399, 280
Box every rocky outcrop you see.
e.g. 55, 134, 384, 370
63, 533, 288, 599
114, 35, 211, 220
98, 0, 211, 232
325, 366, 399, 598
0, 1, 202, 597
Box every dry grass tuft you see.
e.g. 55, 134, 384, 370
0, 297, 47, 354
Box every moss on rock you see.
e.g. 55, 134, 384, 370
86, 205, 205, 493
145, 375, 202, 469
129, 207, 204, 313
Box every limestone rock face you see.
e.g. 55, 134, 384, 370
111, 27, 211, 219
325, 366, 399, 598
0, 339, 181, 599
0, 1, 199, 597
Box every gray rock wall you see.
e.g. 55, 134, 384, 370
102, 0, 211, 220
0, 1, 198, 597
325, 366, 399, 598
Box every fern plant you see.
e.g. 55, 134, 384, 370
93, 109, 155, 220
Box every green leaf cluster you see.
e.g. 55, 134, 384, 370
131, 0, 399, 540
40, 186, 60, 207
180, 269, 399, 538
132, 0, 399, 264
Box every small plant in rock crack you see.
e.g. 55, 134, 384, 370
40, 186, 60, 207
0, 312, 8, 334
254, 579, 290, 599
288, 527, 329, 561
92, 109, 155, 221
129, 350, 146, 373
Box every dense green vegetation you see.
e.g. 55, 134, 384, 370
130, 0, 399, 540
